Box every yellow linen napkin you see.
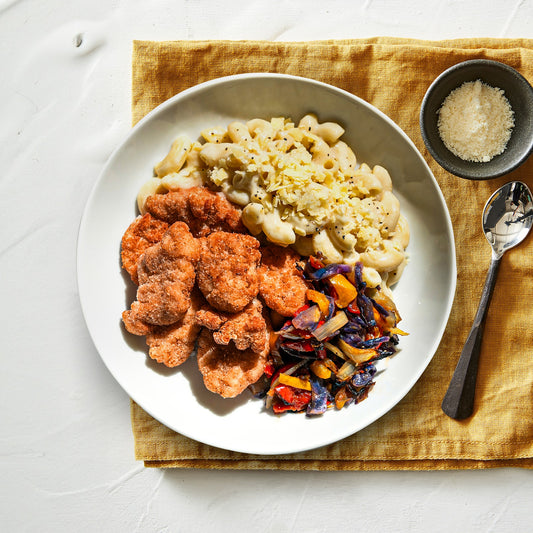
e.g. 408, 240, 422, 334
130, 38, 533, 470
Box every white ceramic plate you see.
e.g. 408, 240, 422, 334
77, 74, 456, 455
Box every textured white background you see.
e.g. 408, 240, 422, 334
1, 1, 533, 531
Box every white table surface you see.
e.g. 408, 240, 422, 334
2, 1, 533, 531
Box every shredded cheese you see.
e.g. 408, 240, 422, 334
437, 79, 514, 163
143, 114, 411, 289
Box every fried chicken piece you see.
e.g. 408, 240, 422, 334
122, 308, 156, 336
258, 245, 308, 317
144, 187, 246, 237
122, 221, 200, 332
120, 213, 169, 285
195, 298, 269, 353
145, 288, 203, 367
196, 231, 261, 313
196, 328, 269, 398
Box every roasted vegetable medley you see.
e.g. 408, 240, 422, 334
257, 257, 407, 415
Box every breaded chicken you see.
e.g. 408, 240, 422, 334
195, 298, 269, 353
121, 213, 169, 285
144, 187, 246, 237
196, 232, 261, 313
121, 308, 156, 337
258, 245, 308, 317
196, 328, 269, 398
145, 288, 203, 367
122, 221, 200, 332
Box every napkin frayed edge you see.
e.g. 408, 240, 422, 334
143, 458, 533, 471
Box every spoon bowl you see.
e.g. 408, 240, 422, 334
483, 181, 533, 257
442, 181, 533, 420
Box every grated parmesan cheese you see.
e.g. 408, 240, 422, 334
437, 79, 515, 163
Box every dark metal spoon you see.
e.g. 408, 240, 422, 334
442, 181, 533, 420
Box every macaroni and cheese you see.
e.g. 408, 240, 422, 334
137, 114, 409, 289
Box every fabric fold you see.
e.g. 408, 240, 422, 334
130, 38, 533, 470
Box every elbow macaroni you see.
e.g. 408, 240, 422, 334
138, 114, 410, 288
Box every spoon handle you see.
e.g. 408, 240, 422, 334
441, 255, 501, 420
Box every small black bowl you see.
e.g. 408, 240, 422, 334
420, 59, 533, 180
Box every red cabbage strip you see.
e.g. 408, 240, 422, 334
351, 364, 376, 388
356, 292, 375, 325
359, 335, 390, 349
371, 298, 390, 317
353, 262, 366, 290
308, 263, 352, 281
306, 378, 329, 415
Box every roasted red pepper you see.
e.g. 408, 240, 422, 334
272, 398, 299, 414
287, 328, 315, 339
309, 256, 325, 270
274, 384, 311, 412
347, 301, 361, 315
263, 361, 276, 378
270, 363, 296, 384
282, 339, 316, 352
